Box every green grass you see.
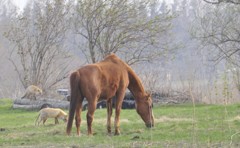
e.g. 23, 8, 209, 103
0, 99, 240, 147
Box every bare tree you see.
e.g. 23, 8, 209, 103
192, 2, 240, 95
203, 0, 240, 4
192, 3, 240, 66
73, 0, 174, 64
0, 0, 17, 18
4, 0, 72, 91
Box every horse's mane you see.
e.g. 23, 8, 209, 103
104, 54, 145, 97
125, 64, 145, 98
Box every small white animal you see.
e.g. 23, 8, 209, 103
35, 108, 68, 126
21, 85, 42, 100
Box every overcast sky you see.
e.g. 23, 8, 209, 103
12, 0, 28, 11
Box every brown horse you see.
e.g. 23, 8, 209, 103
66, 53, 154, 136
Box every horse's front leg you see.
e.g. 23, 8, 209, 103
75, 101, 82, 136
114, 92, 125, 135
86, 100, 97, 135
107, 99, 113, 134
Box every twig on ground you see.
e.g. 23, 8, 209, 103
230, 131, 240, 146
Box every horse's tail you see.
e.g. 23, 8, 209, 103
66, 71, 81, 135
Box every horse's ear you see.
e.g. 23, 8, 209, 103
146, 90, 152, 96
147, 93, 151, 98
145, 91, 151, 100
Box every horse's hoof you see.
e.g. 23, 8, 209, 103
114, 132, 120, 136
88, 132, 94, 136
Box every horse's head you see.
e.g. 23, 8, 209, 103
136, 93, 154, 128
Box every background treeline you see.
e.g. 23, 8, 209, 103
0, 0, 240, 104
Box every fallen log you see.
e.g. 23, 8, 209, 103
13, 98, 69, 110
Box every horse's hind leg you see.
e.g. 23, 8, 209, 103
107, 99, 113, 134
86, 99, 97, 135
75, 99, 83, 136
114, 91, 125, 135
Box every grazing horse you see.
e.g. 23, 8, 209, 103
66, 53, 154, 136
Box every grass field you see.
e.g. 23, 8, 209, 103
0, 99, 240, 147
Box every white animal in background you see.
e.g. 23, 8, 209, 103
21, 85, 42, 100
35, 108, 68, 126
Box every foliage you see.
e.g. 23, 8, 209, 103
1, 99, 240, 147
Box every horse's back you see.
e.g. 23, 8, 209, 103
75, 60, 128, 99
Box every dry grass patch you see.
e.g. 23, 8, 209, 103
155, 116, 193, 123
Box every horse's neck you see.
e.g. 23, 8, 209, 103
127, 69, 145, 99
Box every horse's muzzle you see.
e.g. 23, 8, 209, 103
146, 123, 154, 128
